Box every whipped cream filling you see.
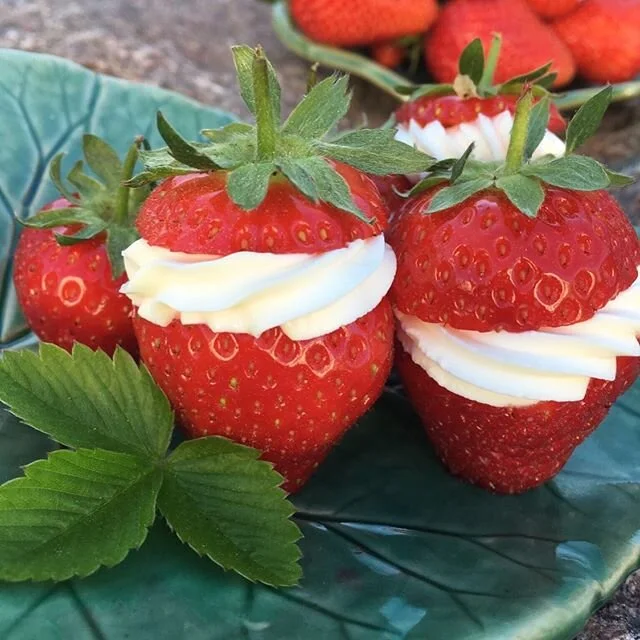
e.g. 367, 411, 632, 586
397, 267, 640, 407
121, 236, 396, 341
395, 110, 566, 163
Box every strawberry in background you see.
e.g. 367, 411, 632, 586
554, 0, 640, 83
121, 47, 430, 492
390, 87, 640, 493
290, 0, 439, 47
426, 0, 575, 88
13, 136, 148, 356
394, 37, 567, 166
525, 0, 582, 19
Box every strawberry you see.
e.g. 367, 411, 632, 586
525, 0, 582, 20
370, 174, 413, 223
390, 88, 640, 493
371, 42, 405, 69
395, 37, 568, 165
553, 0, 640, 83
13, 136, 149, 356
290, 0, 439, 47
425, 0, 576, 89
122, 46, 429, 491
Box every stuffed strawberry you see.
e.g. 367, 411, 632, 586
390, 87, 640, 493
395, 37, 567, 165
425, 0, 576, 89
121, 47, 429, 492
290, 0, 439, 47
13, 136, 148, 356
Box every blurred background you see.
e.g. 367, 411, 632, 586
1, 1, 639, 637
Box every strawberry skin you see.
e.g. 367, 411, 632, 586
390, 187, 640, 333
290, 0, 439, 47
135, 303, 393, 492
370, 174, 413, 223
397, 347, 640, 493
425, 0, 576, 88
396, 95, 567, 135
13, 198, 137, 356
554, 0, 640, 83
525, 0, 582, 20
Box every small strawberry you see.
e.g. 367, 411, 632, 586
395, 37, 567, 165
554, 0, 640, 83
290, 0, 438, 47
425, 0, 576, 89
13, 136, 149, 356
371, 42, 405, 69
390, 88, 640, 493
122, 46, 429, 492
525, 0, 582, 20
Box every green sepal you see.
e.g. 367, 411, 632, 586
605, 169, 635, 187
565, 86, 613, 154
82, 133, 123, 190
523, 155, 610, 191
426, 177, 494, 214
20, 207, 101, 230
67, 160, 104, 198
126, 147, 195, 187
49, 154, 81, 204
496, 174, 545, 218
458, 38, 484, 86
524, 96, 551, 161
227, 162, 276, 210
55, 220, 108, 245
106, 226, 140, 278
450, 143, 475, 183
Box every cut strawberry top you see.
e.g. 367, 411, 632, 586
390, 186, 640, 333
136, 162, 388, 256
395, 95, 566, 134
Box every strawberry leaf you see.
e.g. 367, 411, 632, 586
0, 448, 161, 581
55, 220, 108, 245
106, 226, 140, 278
282, 74, 351, 140
523, 156, 610, 190
49, 154, 81, 204
524, 96, 550, 161
227, 162, 276, 210
200, 122, 256, 168
458, 38, 484, 86
67, 160, 105, 199
496, 174, 545, 218
317, 129, 432, 175
605, 169, 635, 187
126, 147, 195, 187
19, 207, 102, 229
277, 157, 320, 201
0, 344, 173, 460
450, 143, 476, 183
425, 177, 493, 214
565, 86, 612, 154
158, 437, 302, 587
82, 134, 123, 190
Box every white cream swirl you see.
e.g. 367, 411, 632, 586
397, 268, 640, 407
395, 110, 566, 163
121, 236, 396, 340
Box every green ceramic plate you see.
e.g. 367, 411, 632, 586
0, 49, 639, 640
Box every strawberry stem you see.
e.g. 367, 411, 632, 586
479, 34, 502, 90
114, 140, 140, 225
504, 89, 534, 175
254, 46, 277, 160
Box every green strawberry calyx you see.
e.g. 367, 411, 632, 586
127, 45, 433, 222
396, 35, 559, 105
409, 85, 634, 218
19, 135, 151, 278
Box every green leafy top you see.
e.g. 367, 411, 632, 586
410, 85, 633, 218
397, 35, 558, 104
129, 46, 431, 221
0, 343, 301, 586
20, 135, 151, 278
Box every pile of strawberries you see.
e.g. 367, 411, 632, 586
290, 0, 640, 85
12, 44, 640, 499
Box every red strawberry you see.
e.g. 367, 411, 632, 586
396, 95, 566, 136
13, 136, 148, 356
371, 42, 405, 69
525, 0, 582, 20
553, 0, 640, 83
290, 0, 439, 47
425, 0, 576, 88
124, 47, 429, 491
390, 89, 640, 493
370, 174, 413, 223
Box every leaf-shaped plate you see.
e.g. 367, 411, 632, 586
1, 49, 640, 640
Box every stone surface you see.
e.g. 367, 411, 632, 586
0, 0, 639, 638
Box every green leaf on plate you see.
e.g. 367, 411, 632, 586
496, 174, 545, 218
565, 86, 612, 154
158, 437, 302, 587
282, 74, 351, 140
227, 162, 276, 210
0, 448, 161, 581
0, 343, 173, 460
